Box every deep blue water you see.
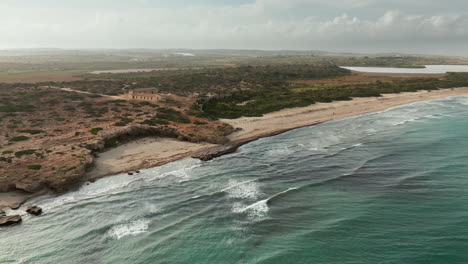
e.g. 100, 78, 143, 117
2, 95, 468, 264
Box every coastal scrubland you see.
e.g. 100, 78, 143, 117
0, 83, 232, 196
1, 49, 468, 210
1, 49, 467, 82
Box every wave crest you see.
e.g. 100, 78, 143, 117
108, 219, 150, 240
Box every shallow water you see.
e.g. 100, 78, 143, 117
3, 95, 468, 263
342, 65, 468, 74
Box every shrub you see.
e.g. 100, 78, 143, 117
2, 150, 13, 154
104, 139, 119, 149
27, 164, 42, 170
156, 108, 191, 123
9, 136, 30, 142
114, 118, 133, 127
194, 121, 207, 125
18, 129, 44, 135
140, 119, 170, 126
89, 127, 103, 135
0, 104, 35, 113
15, 149, 37, 158
114, 121, 128, 127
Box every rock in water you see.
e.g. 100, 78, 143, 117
26, 205, 43, 216
0, 215, 22, 226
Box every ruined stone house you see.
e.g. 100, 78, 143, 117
123, 88, 162, 102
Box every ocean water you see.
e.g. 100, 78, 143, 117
3, 95, 468, 263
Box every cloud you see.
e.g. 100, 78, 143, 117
0, 0, 467, 55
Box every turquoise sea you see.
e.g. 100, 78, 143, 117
2, 95, 468, 264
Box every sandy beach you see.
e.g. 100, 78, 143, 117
4, 87, 468, 211
222, 88, 468, 141
89, 87, 468, 177
87, 138, 216, 179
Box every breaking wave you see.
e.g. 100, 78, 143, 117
108, 219, 150, 240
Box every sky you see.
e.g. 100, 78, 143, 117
1, 0, 468, 55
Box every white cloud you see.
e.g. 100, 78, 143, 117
0, 0, 467, 55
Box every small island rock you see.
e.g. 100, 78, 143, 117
26, 205, 43, 216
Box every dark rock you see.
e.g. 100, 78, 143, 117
128, 172, 134, 175
135, 170, 140, 173
0, 215, 22, 226
9, 203, 21, 210
192, 142, 242, 161
0, 210, 5, 217
26, 205, 42, 216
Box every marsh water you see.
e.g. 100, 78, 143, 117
342, 65, 468, 74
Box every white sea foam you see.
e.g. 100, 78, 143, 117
424, 114, 442, 119
108, 219, 150, 240
265, 146, 294, 157
242, 199, 269, 219
225, 179, 261, 200
393, 118, 418, 126
231, 202, 246, 213
224, 179, 263, 216
221, 179, 257, 193
19, 159, 202, 214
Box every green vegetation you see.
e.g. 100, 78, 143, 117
104, 139, 119, 149
71, 64, 350, 96
0, 104, 35, 113
140, 119, 170, 126
18, 129, 44, 135
15, 149, 37, 158
27, 164, 42, 170
9, 136, 30, 142
156, 108, 191, 123
2, 150, 13, 154
203, 73, 468, 119
89, 127, 103, 135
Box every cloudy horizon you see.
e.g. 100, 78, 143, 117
1, 0, 468, 56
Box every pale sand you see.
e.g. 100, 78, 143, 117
88, 88, 468, 178
222, 88, 468, 141
87, 137, 216, 178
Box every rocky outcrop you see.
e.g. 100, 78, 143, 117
192, 142, 243, 161
0, 123, 234, 201
80, 125, 183, 152
0, 215, 22, 226
192, 127, 307, 161
26, 205, 42, 216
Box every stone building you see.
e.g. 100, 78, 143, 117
124, 88, 162, 102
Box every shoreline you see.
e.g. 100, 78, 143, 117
3, 87, 468, 211
84, 87, 468, 180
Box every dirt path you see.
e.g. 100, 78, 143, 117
45, 86, 128, 100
